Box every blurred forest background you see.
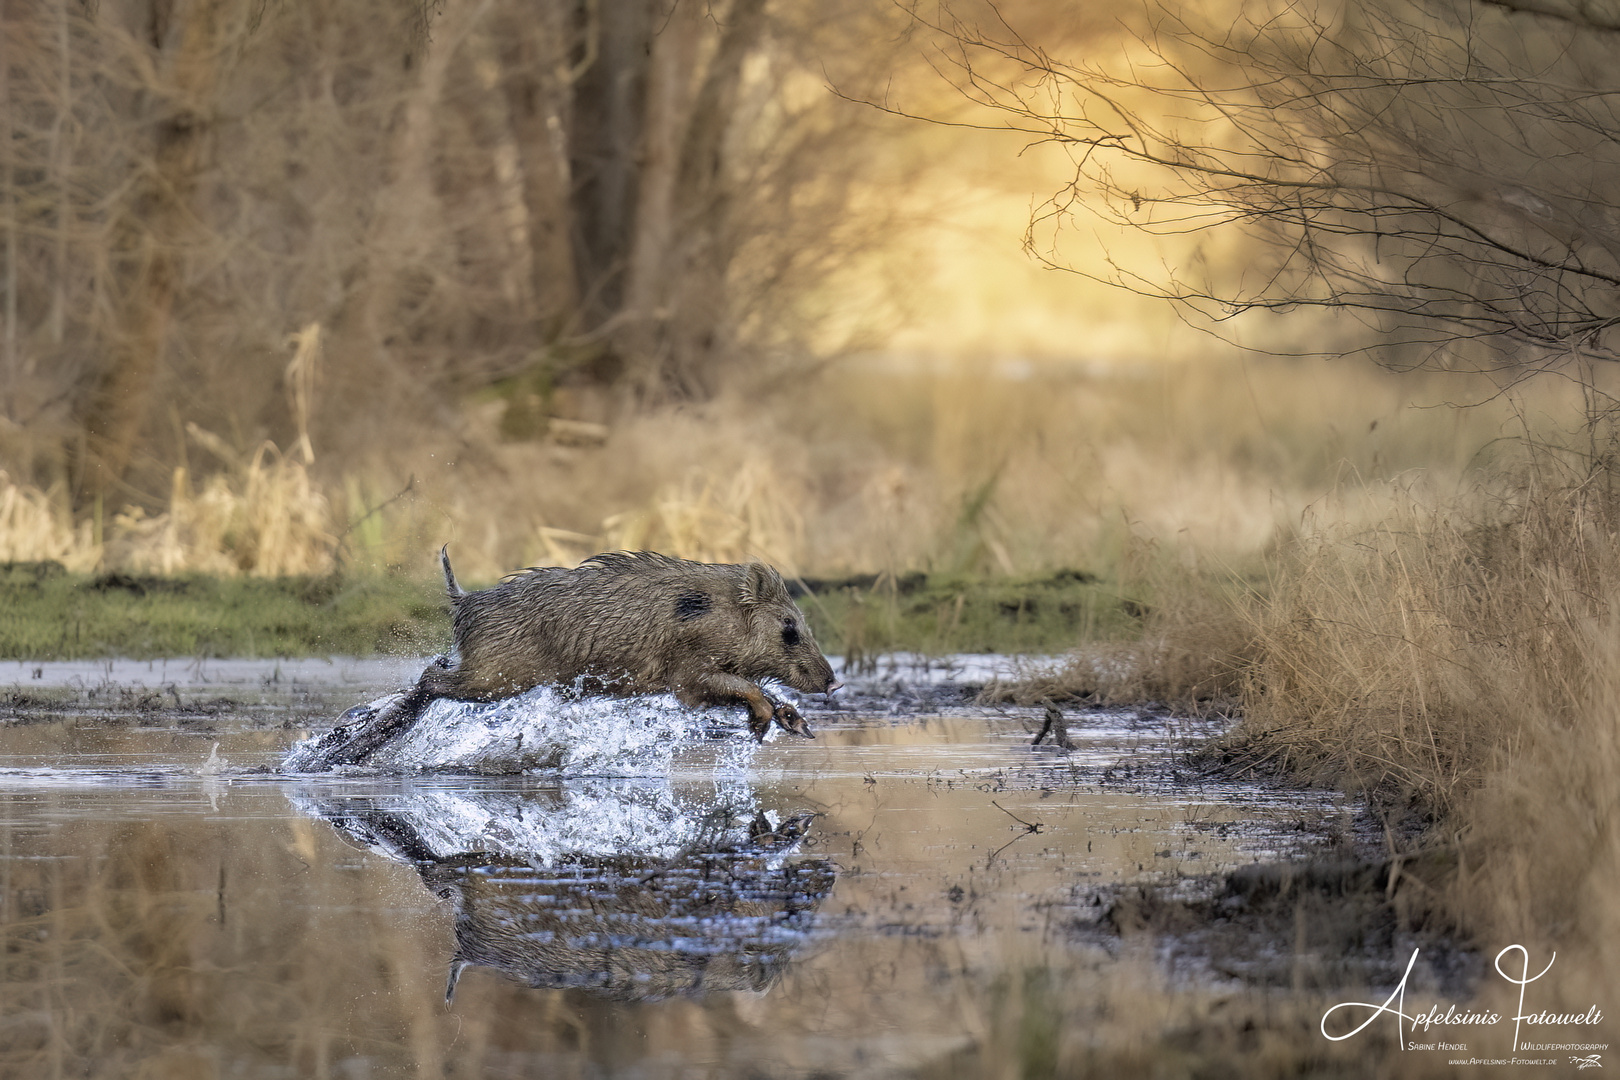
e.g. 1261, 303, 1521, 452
6, 0, 1603, 585
0, 0, 916, 578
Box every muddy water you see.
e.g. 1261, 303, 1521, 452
0, 656, 1371, 1079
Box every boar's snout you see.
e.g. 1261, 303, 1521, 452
780, 657, 836, 697
772, 616, 837, 696
790, 653, 838, 696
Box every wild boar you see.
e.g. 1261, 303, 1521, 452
292, 549, 839, 769
430, 548, 838, 734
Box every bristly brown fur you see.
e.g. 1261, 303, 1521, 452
300, 549, 838, 767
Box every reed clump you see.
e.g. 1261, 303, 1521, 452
1187, 438, 1620, 986
0, 474, 96, 571
989, 397, 1620, 972
1235, 461, 1618, 810
0, 443, 340, 580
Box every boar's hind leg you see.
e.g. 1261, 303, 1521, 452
679, 673, 815, 743
295, 662, 482, 770
293, 683, 437, 769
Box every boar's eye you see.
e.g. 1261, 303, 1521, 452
781, 618, 802, 649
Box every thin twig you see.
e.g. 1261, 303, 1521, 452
990, 800, 1044, 834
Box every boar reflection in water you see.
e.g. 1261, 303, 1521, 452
315, 800, 834, 1000
300, 550, 840, 768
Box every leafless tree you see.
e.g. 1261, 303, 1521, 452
0, 0, 893, 508
898, 0, 1620, 372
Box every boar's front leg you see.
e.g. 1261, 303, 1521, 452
677, 672, 815, 742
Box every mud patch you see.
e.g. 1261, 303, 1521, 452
1074, 854, 1479, 997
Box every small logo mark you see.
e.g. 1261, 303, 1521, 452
1572, 1055, 1603, 1070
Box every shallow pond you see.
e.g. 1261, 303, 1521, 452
0, 656, 1405, 1078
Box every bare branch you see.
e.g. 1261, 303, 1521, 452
885, 0, 1620, 370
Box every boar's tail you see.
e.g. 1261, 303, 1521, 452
439, 545, 465, 599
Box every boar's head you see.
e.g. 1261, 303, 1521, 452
736, 563, 838, 697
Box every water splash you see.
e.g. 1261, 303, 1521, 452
197, 742, 229, 776
283, 685, 772, 776
289, 775, 767, 865
290, 775, 834, 1000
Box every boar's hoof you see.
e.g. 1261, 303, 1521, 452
771, 699, 815, 740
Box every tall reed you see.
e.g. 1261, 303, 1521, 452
0, 358, 1570, 585
1217, 430, 1620, 989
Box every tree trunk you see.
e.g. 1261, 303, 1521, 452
74, 0, 228, 506
615, 0, 703, 395
1, 0, 16, 419
323, 0, 492, 445
565, 0, 656, 382
617, 0, 768, 400
662, 0, 767, 396
489, 0, 582, 331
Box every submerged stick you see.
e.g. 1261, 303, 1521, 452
1030, 702, 1074, 750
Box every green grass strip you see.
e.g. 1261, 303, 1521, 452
0, 562, 1139, 660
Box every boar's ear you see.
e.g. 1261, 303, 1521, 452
739, 562, 783, 607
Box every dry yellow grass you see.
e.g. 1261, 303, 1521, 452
0, 473, 97, 571
800, 358, 1620, 981
1178, 415, 1620, 995
107, 454, 337, 578
0, 355, 1592, 586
